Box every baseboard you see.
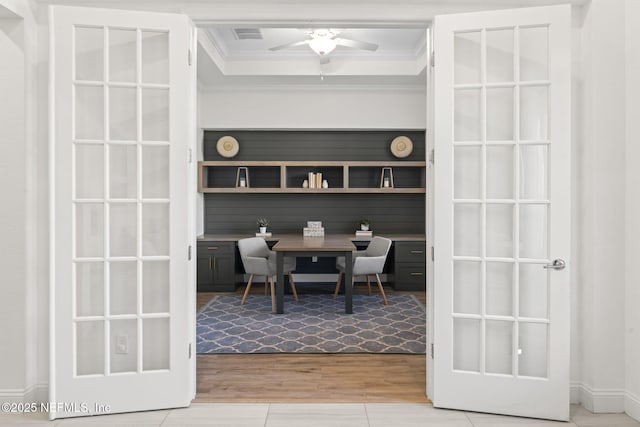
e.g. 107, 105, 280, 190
0, 383, 47, 403
570, 381, 582, 404
626, 391, 640, 422
573, 382, 626, 413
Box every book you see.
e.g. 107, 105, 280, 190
355, 230, 373, 236
255, 232, 272, 237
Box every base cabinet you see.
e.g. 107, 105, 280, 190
393, 241, 426, 291
197, 241, 236, 292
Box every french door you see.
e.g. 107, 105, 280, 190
50, 5, 196, 419
432, 5, 571, 420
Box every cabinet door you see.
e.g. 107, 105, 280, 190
197, 253, 213, 291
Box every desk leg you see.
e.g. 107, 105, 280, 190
345, 251, 353, 314
276, 251, 284, 314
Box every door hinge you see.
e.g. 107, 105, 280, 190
188, 148, 193, 164
188, 245, 192, 261
430, 343, 434, 358
188, 49, 192, 66
431, 246, 434, 261
430, 51, 435, 67
429, 149, 434, 164
189, 343, 192, 359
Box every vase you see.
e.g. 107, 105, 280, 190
259, 226, 267, 234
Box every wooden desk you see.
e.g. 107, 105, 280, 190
272, 235, 356, 314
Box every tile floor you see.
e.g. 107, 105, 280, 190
1, 403, 639, 427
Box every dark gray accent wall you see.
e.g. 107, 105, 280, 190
204, 130, 426, 161
203, 130, 426, 235
205, 193, 425, 234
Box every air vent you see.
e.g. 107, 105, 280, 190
233, 28, 263, 40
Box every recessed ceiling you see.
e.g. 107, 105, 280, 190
199, 26, 428, 80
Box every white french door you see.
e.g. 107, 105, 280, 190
432, 5, 570, 420
50, 6, 196, 419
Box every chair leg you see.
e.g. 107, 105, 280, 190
289, 273, 299, 302
269, 277, 276, 312
240, 274, 255, 305
366, 275, 372, 295
333, 271, 343, 299
375, 273, 388, 305
264, 276, 269, 295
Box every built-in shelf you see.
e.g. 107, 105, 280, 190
198, 161, 426, 194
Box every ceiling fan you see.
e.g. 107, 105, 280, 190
268, 29, 378, 64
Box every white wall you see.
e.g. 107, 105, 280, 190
625, 0, 640, 420
0, 0, 44, 403
198, 84, 426, 130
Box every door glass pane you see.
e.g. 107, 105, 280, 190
453, 318, 480, 372
486, 87, 514, 141
76, 203, 104, 258
110, 261, 137, 315
142, 89, 169, 141
75, 26, 103, 81
486, 28, 514, 82
486, 204, 513, 258
454, 89, 481, 142
109, 28, 137, 83
454, 146, 481, 199
486, 262, 513, 316
110, 319, 138, 373
142, 203, 169, 256
485, 320, 513, 375
142, 145, 169, 199
76, 321, 104, 376
109, 144, 137, 199
519, 204, 548, 259
519, 263, 548, 319
520, 86, 548, 141
142, 31, 169, 84
520, 26, 548, 81
76, 262, 104, 317
110, 203, 137, 257
519, 322, 548, 378
75, 144, 104, 199
453, 261, 481, 315
75, 85, 104, 140
109, 87, 137, 141
143, 261, 170, 313
486, 145, 514, 199
454, 204, 482, 257
519, 145, 548, 200
454, 31, 481, 84
143, 318, 170, 371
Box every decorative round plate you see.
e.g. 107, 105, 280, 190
216, 136, 239, 158
390, 136, 413, 158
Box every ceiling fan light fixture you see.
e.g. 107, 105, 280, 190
308, 36, 337, 56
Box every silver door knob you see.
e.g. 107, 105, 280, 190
543, 259, 566, 270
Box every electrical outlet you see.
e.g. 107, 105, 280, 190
312, 256, 318, 262
116, 335, 128, 354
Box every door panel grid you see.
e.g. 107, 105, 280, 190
451, 24, 551, 379
71, 23, 171, 377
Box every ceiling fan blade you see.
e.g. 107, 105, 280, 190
268, 39, 309, 51
334, 38, 378, 52
319, 55, 331, 65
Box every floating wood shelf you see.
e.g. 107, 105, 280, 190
198, 161, 426, 194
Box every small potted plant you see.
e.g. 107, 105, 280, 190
359, 219, 370, 231
257, 218, 269, 234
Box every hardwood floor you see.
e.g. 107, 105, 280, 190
195, 286, 429, 403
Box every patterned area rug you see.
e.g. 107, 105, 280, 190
197, 294, 426, 354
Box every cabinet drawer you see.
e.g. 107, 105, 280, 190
198, 242, 234, 256
394, 263, 426, 291
395, 241, 427, 262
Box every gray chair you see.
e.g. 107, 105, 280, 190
238, 237, 298, 311
333, 236, 392, 305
